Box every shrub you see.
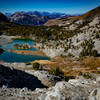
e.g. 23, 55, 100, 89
91, 50, 98, 57
63, 76, 75, 81
26, 62, 31, 65
80, 39, 98, 57
78, 72, 92, 79
76, 39, 79, 43
49, 67, 64, 78
95, 33, 100, 39
33, 62, 40, 70
67, 53, 74, 57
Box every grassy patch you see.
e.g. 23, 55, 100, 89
82, 57, 100, 70
48, 67, 75, 81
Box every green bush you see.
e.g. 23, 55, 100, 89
33, 62, 40, 70
49, 67, 64, 78
67, 53, 74, 57
78, 72, 92, 79
80, 39, 98, 57
63, 76, 75, 81
91, 50, 98, 57
95, 33, 100, 39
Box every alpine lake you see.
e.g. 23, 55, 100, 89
0, 39, 50, 63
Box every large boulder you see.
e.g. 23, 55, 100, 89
89, 88, 100, 100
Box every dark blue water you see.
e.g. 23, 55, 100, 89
0, 51, 50, 63
0, 40, 50, 63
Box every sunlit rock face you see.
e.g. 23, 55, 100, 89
33, 71, 61, 87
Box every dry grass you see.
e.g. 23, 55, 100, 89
74, 12, 90, 21
28, 56, 100, 77
47, 56, 100, 77
81, 57, 100, 70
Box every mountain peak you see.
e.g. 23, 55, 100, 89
73, 6, 100, 21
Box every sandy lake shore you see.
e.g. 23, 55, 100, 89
8, 49, 46, 56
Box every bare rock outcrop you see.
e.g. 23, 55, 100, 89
0, 78, 100, 100
33, 71, 61, 87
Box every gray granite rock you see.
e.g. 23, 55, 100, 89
0, 79, 100, 100
33, 71, 61, 87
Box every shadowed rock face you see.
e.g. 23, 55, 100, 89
0, 64, 47, 90
0, 13, 8, 22
0, 48, 4, 55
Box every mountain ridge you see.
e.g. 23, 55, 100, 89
4, 11, 80, 26
5, 11, 70, 26
45, 6, 100, 26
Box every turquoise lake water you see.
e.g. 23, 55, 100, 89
2, 40, 37, 51
0, 40, 50, 63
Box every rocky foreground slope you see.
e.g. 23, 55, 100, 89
0, 63, 100, 100
0, 79, 100, 100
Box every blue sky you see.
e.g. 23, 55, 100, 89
0, 0, 100, 14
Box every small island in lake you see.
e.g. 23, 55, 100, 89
14, 43, 33, 50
